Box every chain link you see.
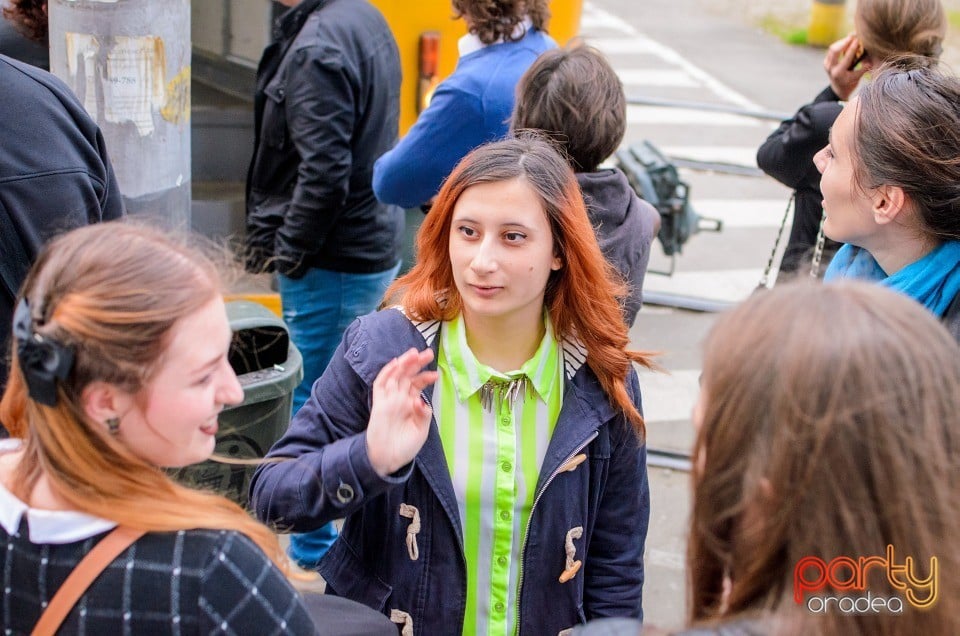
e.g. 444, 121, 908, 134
810, 208, 827, 278
758, 194, 794, 290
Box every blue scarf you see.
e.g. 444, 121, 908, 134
824, 241, 960, 316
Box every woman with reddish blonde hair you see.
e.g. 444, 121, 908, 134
252, 135, 653, 635
1, 223, 398, 635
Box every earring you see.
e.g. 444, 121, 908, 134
105, 417, 120, 435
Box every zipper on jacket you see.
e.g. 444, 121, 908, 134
513, 430, 599, 635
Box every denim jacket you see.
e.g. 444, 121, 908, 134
250, 308, 650, 635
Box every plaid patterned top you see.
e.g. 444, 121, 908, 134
0, 461, 315, 635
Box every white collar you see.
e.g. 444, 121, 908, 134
458, 16, 534, 57
0, 439, 117, 544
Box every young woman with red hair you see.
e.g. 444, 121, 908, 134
252, 136, 654, 635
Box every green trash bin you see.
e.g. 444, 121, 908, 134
172, 300, 302, 507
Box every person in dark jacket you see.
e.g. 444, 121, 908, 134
512, 44, 660, 326
244, 0, 404, 568
0, 53, 123, 395
251, 137, 653, 635
817, 62, 960, 340
756, 0, 945, 279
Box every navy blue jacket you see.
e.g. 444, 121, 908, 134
250, 308, 650, 635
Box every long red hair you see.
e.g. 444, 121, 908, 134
384, 136, 654, 433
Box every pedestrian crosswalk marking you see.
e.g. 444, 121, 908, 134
692, 199, 792, 228
636, 369, 701, 424
627, 105, 769, 127
580, 2, 638, 35
642, 268, 762, 303
661, 145, 760, 167
616, 69, 702, 88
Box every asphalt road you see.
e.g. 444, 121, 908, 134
578, 0, 828, 627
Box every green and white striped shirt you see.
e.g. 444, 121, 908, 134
433, 313, 564, 636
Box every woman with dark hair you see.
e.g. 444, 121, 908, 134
252, 136, 653, 635
756, 0, 946, 278
373, 0, 556, 209
815, 61, 960, 340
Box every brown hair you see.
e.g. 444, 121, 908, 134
0, 223, 290, 574
513, 44, 626, 172
853, 60, 960, 242
855, 0, 946, 63
384, 135, 654, 432
452, 0, 550, 45
688, 281, 960, 635
2, 0, 47, 43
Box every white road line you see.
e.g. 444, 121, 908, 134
693, 199, 792, 228
583, 3, 763, 110
585, 37, 663, 55
627, 105, 767, 127
580, 2, 638, 35
636, 369, 701, 423
642, 268, 763, 303
616, 69, 701, 88
647, 548, 686, 571
660, 145, 760, 167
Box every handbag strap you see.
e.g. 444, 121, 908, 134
757, 194, 795, 289
31, 526, 146, 636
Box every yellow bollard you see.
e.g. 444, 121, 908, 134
807, 0, 847, 47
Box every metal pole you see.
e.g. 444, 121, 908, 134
807, 0, 847, 48
48, 0, 192, 230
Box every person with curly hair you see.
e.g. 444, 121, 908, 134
1, 0, 48, 69
373, 0, 556, 210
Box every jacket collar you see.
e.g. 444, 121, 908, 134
354, 309, 617, 546
274, 0, 325, 40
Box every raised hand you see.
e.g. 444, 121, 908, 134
824, 33, 871, 101
365, 348, 439, 477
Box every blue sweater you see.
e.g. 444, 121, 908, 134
373, 29, 556, 208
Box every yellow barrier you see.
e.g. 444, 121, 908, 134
807, 0, 847, 47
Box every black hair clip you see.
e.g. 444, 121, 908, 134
12, 298, 74, 407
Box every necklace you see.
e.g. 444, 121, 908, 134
478, 376, 529, 413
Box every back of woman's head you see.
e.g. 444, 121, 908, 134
854, 60, 960, 242
855, 0, 946, 63
689, 281, 960, 635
